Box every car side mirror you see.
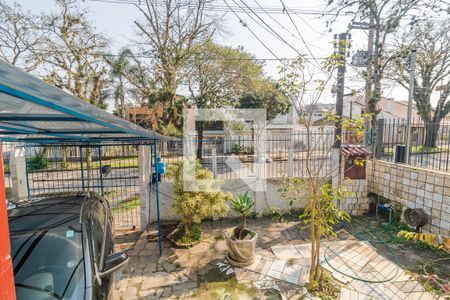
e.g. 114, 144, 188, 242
99, 252, 129, 277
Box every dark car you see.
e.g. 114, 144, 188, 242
8, 192, 129, 300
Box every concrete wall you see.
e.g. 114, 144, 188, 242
147, 178, 309, 223
367, 160, 450, 235
143, 158, 449, 236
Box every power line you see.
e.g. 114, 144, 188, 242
232, 0, 303, 56
222, 0, 292, 70
87, 0, 352, 16
278, 0, 327, 74
252, 0, 326, 51
222, 0, 304, 114
0, 44, 330, 61
292, 7, 327, 37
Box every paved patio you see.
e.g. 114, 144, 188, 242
113, 218, 440, 300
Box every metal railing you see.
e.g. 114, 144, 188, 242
377, 118, 450, 172
3, 143, 141, 229
158, 130, 335, 180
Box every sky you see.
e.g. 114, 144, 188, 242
6, 0, 440, 111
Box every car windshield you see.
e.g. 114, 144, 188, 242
11, 224, 85, 300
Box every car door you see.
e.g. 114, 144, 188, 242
85, 198, 111, 299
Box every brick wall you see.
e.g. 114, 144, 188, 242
367, 160, 450, 235
341, 179, 369, 216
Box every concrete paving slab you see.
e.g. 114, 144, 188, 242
271, 244, 304, 260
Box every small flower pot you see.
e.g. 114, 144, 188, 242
225, 227, 258, 267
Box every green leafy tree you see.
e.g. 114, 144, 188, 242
186, 41, 290, 159
185, 41, 265, 159
238, 80, 291, 123
167, 160, 232, 240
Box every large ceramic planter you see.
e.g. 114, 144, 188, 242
225, 227, 258, 267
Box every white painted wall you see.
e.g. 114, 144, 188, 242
145, 178, 311, 223
9, 146, 28, 202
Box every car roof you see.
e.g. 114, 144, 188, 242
8, 194, 88, 234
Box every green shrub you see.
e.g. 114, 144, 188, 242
179, 224, 202, 244
232, 144, 242, 154
29, 152, 49, 170
167, 160, 232, 241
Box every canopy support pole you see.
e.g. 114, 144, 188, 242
153, 138, 162, 256
0, 143, 16, 300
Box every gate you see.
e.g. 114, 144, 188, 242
24, 144, 140, 229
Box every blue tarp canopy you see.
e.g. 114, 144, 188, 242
0, 60, 170, 144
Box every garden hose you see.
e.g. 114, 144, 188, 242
323, 217, 400, 283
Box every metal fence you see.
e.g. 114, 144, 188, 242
3, 143, 141, 229
377, 118, 450, 172
158, 130, 335, 180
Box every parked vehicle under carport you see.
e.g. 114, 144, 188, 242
8, 192, 128, 300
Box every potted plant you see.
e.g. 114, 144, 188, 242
167, 160, 232, 248
226, 192, 258, 267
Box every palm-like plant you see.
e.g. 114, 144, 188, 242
105, 48, 132, 119
230, 192, 255, 229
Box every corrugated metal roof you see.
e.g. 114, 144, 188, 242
0, 60, 173, 144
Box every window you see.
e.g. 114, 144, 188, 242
12, 224, 85, 300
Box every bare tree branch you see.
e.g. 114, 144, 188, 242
0, 1, 46, 72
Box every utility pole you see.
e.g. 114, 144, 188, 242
405, 49, 416, 164
365, 14, 374, 146
349, 17, 375, 146
333, 32, 349, 149
332, 32, 349, 206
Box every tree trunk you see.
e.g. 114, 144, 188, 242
424, 122, 440, 148
309, 190, 319, 288
196, 121, 204, 160
184, 220, 192, 237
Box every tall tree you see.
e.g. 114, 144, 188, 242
125, 57, 179, 133
42, 0, 110, 109
326, 0, 430, 124
0, 1, 46, 71
185, 41, 272, 159
134, 0, 221, 129
238, 80, 291, 122
41, 0, 111, 169
105, 48, 133, 119
390, 20, 450, 147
